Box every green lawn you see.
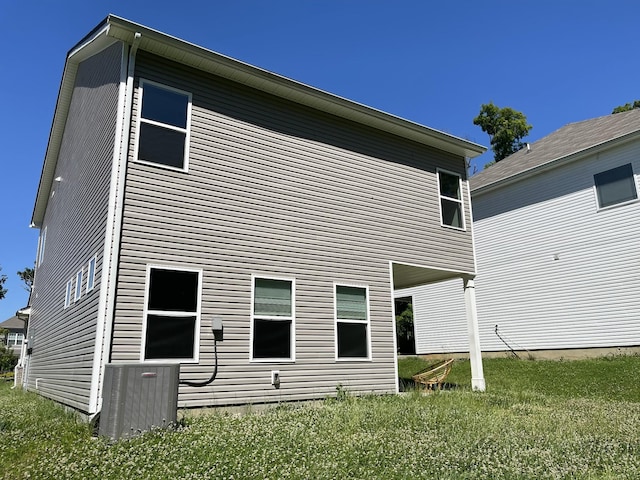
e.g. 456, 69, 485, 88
1, 356, 639, 479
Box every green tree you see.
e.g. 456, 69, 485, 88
612, 100, 640, 114
0, 267, 7, 300
473, 102, 532, 162
17, 267, 35, 292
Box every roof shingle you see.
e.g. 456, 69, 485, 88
470, 108, 640, 192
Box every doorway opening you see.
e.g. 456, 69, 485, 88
394, 296, 415, 355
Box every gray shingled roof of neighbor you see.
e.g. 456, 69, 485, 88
0, 316, 26, 330
470, 108, 640, 194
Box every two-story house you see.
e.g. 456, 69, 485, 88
25, 15, 486, 416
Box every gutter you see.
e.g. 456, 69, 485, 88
104, 14, 487, 160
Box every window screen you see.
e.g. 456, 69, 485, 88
594, 164, 638, 208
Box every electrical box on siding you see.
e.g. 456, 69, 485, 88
99, 363, 180, 440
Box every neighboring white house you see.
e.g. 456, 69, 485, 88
398, 109, 640, 357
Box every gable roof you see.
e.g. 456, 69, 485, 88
0, 316, 26, 331
471, 108, 640, 194
32, 15, 486, 227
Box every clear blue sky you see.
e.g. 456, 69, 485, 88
0, 0, 638, 320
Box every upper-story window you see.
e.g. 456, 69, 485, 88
7, 332, 24, 347
594, 163, 638, 209
437, 170, 465, 230
136, 80, 191, 171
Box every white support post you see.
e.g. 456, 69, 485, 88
463, 277, 486, 391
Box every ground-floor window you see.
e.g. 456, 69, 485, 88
251, 276, 294, 361
335, 284, 370, 359
142, 266, 201, 362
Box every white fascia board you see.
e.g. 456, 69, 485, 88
104, 15, 486, 159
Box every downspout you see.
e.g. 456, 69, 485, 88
88, 32, 141, 416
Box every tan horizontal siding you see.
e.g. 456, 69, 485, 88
111, 51, 475, 407
26, 42, 123, 413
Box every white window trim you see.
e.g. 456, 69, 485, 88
593, 164, 640, 212
64, 278, 73, 309
334, 282, 372, 362
436, 168, 466, 231
133, 79, 192, 173
140, 264, 202, 364
74, 269, 83, 302
249, 274, 296, 363
86, 256, 97, 293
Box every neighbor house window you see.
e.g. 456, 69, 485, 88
142, 266, 201, 362
64, 279, 73, 308
335, 284, 370, 359
136, 80, 191, 171
437, 170, 465, 229
74, 270, 83, 302
594, 163, 638, 209
7, 332, 24, 347
86, 256, 96, 293
251, 276, 294, 361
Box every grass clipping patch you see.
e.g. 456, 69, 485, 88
2, 357, 640, 479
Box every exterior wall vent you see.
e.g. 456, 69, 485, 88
99, 363, 179, 440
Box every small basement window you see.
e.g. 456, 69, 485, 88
335, 284, 370, 359
143, 266, 201, 362
594, 163, 638, 209
136, 81, 191, 171
251, 277, 294, 361
437, 170, 465, 229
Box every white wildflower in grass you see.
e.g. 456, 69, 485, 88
1, 356, 639, 479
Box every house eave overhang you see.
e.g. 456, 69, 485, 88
31, 20, 119, 227
472, 129, 640, 197
32, 15, 486, 226
105, 15, 486, 158
392, 261, 475, 291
